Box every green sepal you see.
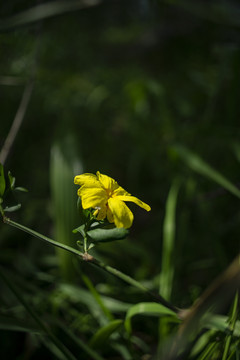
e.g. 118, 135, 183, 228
87, 224, 129, 243
0, 163, 6, 197
3, 204, 22, 212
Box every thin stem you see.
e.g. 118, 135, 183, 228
3, 216, 178, 313
3, 216, 84, 257
91, 258, 178, 313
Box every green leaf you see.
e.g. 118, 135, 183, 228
203, 315, 240, 337
89, 319, 123, 349
3, 204, 21, 212
172, 145, 240, 199
0, 163, 6, 197
87, 225, 129, 242
14, 186, 28, 192
72, 224, 85, 237
159, 178, 180, 301
8, 171, 15, 189
82, 273, 113, 321
125, 302, 179, 334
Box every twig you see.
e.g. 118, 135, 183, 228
0, 80, 34, 165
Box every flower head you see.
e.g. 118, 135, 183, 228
74, 171, 151, 228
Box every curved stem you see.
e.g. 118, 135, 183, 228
3, 216, 84, 257
3, 216, 178, 313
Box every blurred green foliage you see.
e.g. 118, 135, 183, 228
1, 0, 240, 358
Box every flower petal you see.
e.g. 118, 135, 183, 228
97, 171, 119, 192
74, 173, 101, 188
79, 186, 107, 209
113, 185, 130, 197
107, 207, 114, 223
116, 195, 151, 212
108, 197, 134, 228
95, 206, 107, 221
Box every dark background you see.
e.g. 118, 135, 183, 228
1, 1, 240, 358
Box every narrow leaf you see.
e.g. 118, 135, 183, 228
173, 145, 240, 199
159, 178, 180, 301
125, 302, 178, 334
3, 204, 21, 212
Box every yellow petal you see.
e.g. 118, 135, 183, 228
95, 206, 107, 221
96, 171, 119, 192
117, 195, 151, 212
108, 197, 134, 228
107, 207, 114, 223
79, 186, 107, 209
74, 173, 100, 188
113, 185, 130, 197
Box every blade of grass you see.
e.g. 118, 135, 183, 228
125, 302, 179, 335
81, 273, 114, 321
50, 138, 83, 280
158, 179, 180, 353
159, 178, 180, 301
172, 145, 240, 199
222, 292, 239, 360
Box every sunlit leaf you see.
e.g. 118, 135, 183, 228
87, 225, 129, 242
125, 302, 179, 334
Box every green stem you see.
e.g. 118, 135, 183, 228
3, 216, 178, 313
3, 216, 84, 257
91, 259, 178, 312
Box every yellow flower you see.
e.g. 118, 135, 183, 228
74, 171, 151, 228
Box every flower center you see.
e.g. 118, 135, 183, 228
106, 189, 114, 198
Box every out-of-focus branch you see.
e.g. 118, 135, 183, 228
0, 0, 101, 31
0, 80, 34, 165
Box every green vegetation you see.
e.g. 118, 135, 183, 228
1, 1, 240, 359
